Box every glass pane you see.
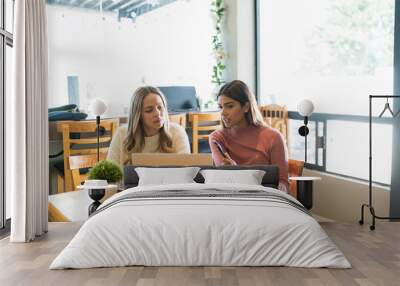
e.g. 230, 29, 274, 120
259, 0, 395, 116
0, 39, 3, 227
318, 149, 323, 166
5, 44, 12, 219
0, 1, 2, 29
289, 120, 304, 161
307, 121, 316, 164
326, 120, 392, 184
5, 0, 13, 33
288, 119, 316, 164
317, 122, 324, 166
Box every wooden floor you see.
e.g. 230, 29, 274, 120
0, 222, 399, 286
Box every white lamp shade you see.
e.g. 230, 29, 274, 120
91, 99, 107, 116
297, 99, 314, 117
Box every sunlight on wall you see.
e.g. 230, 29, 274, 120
47, 0, 214, 116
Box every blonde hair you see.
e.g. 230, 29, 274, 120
123, 86, 173, 154
217, 80, 266, 127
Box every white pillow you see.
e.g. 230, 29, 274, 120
200, 169, 266, 185
135, 167, 200, 186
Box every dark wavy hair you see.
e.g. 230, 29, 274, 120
217, 80, 265, 127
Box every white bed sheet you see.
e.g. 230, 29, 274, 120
50, 183, 351, 269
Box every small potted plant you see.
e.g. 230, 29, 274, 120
85, 160, 123, 214
88, 159, 123, 183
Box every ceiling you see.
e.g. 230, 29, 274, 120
46, 0, 178, 20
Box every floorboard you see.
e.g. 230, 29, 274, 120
0, 222, 399, 286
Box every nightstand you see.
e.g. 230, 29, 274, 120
77, 184, 118, 215
289, 176, 321, 210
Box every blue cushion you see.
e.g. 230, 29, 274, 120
48, 111, 88, 121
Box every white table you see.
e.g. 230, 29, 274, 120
49, 187, 118, 222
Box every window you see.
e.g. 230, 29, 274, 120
326, 120, 392, 184
0, 31, 4, 230
257, 0, 395, 185
5, 0, 12, 33
288, 119, 317, 165
1, 0, 13, 231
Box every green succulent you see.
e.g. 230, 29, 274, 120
88, 160, 123, 183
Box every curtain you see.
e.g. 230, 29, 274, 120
10, 0, 49, 242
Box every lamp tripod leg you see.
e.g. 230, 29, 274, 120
359, 204, 367, 225
369, 206, 376, 231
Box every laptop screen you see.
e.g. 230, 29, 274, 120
158, 86, 200, 113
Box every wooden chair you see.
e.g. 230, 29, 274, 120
259, 104, 289, 143
168, 113, 186, 128
288, 159, 305, 197
190, 112, 221, 154
69, 153, 107, 189
56, 119, 119, 192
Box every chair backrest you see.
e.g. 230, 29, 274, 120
259, 104, 289, 142
56, 118, 119, 192
190, 112, 221, 154
168, 113, 186, 128
288, 159, 304, 197
69, 153, 107, 189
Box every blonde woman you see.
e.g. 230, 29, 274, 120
107, 86, 190, 167
209, 80, 289, 192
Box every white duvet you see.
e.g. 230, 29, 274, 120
50, 183, 351, 269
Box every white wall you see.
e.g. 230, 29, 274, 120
225, 0, 256, 93
305, 169, 390, 223
47, 0, 215, 116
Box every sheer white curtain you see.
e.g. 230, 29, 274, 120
10, 0, 49, 242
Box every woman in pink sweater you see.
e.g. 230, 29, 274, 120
209, 80, 289, 192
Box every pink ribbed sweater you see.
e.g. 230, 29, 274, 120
209, 125, 289, 189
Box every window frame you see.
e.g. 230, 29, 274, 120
289, 111, 393, 187
0, 0, 13, 232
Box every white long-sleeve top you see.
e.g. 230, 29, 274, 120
107, 122, 190, 167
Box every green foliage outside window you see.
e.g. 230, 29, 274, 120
211, 0, 226, 86
304, 0, 393, 75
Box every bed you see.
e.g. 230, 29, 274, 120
50, 165, 350, 269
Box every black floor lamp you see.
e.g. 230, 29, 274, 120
297, 99, 315, 163
90, 99, 107, 162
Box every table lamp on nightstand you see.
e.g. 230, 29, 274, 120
90, 98, 107, 162
297, 99, 314, 163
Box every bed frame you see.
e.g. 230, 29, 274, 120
123, 165, 280, 189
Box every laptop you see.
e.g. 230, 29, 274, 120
131, 153, 213, 166
158, 86, 200, 113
